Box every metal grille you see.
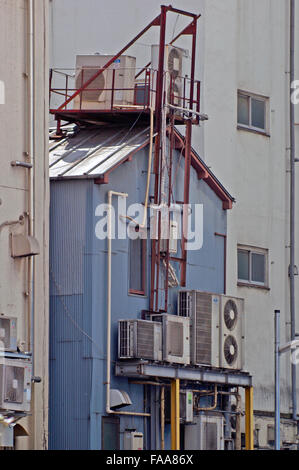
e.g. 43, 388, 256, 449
4, 366, 24, 404
178, 291, 192, 317
195, 293, 212, 365
119, 321, 130, 358
136, 322, 154, 359
168, 322, 183, 357
202, 422, 218, 450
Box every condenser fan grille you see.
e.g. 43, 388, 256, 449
223, 335, 238, 366
224, 299, 238, 330
167, 48, 182, 78
76, 67, 106, 102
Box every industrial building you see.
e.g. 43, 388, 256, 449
48, 0, 299, 451
48, 6, 255, 450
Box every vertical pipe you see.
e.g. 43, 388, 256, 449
161, 386, 165, 450
235, 391, 242, 450
245, 387, 254, 450
181, 119, 192, 286
150, 6, 167, 311
171, 379, 180, 450
27, 0, 34, 363
289, 0, 297, 423
275, 310, 281, 450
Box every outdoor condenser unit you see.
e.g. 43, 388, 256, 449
150, 314, 190, 365
0, 316, 17, 352
178, 291, 245, 370
178, 291, 220, 367
151, 45, 188, 111
185, 413, 224, 450
74, 54, 136, 110
118, 319, 162, 361
219, 295, 245, 370
0, 358, 32, 412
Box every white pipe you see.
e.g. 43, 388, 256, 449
167, 103, 208, 120
106, 190, 150, 417
27, 0, 34, 366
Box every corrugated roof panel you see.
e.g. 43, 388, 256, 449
49, 126, 150, 179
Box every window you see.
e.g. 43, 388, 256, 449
129, 231, 146, 295
237, 91, 269, 133
237, 246, 268, 287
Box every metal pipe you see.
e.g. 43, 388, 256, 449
106, 190, 150, 417
275, 310, 281, 450
161, 386, 165, 450
289, 0, 297, 423
11, 161, 33, 169
27, 0, 34, 362
194, 385, 218, 411
235, 391, 242, 450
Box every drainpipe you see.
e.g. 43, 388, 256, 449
27, 0, 34, 364
106, 190, 150, 417
289, 0, 297, 423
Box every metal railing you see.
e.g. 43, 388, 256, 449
49, 67, 200, 120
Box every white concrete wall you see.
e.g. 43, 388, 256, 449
49, 0, 299, 424
0, 0, 49, 449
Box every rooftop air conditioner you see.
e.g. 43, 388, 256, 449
219, 296, 245, 370
118, 319, 162, 361
185, 412, 224, 450
150, 314, 190, 365
0, 358, 32, 412
151, 45, 188, 112
0, 316, 17, 352
74, 54, 136, 110
178, 291, 220, 367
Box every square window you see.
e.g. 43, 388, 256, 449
237, 91, 268, 133
237, 246, 268, 287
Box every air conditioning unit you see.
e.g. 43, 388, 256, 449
0, 358, 32, 412
150, 314, 190, 365
178, 291, 220, 367
185, 412, 224, 450
74, 54, 136, 110
219, 296, 244, 370
151, 45, 188, 111
118, 319, 162, 361
0, 316, 17, 352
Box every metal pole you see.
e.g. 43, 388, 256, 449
275, 310, 281, 450
289, 0, 297, 423
245, 387, 254, 450
171, 379, 180, 450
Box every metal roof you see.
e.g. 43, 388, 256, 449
49, 125, 234, 209
49, 126, 151, 179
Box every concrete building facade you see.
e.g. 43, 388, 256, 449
0, 0, 49, 449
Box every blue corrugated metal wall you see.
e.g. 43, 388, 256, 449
49, 143, 227, 450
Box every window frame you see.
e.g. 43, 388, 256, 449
237, 90, 269, 135
128, 231, 147, 296
237, 245, 269, 289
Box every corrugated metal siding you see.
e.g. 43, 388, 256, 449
49, 180, 93, 450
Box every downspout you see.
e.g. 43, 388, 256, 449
106, 190, 150, 417
27, 0, 34, 365
289, 0, 297, 422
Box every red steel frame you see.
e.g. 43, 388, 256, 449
49, 5, 201, 314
